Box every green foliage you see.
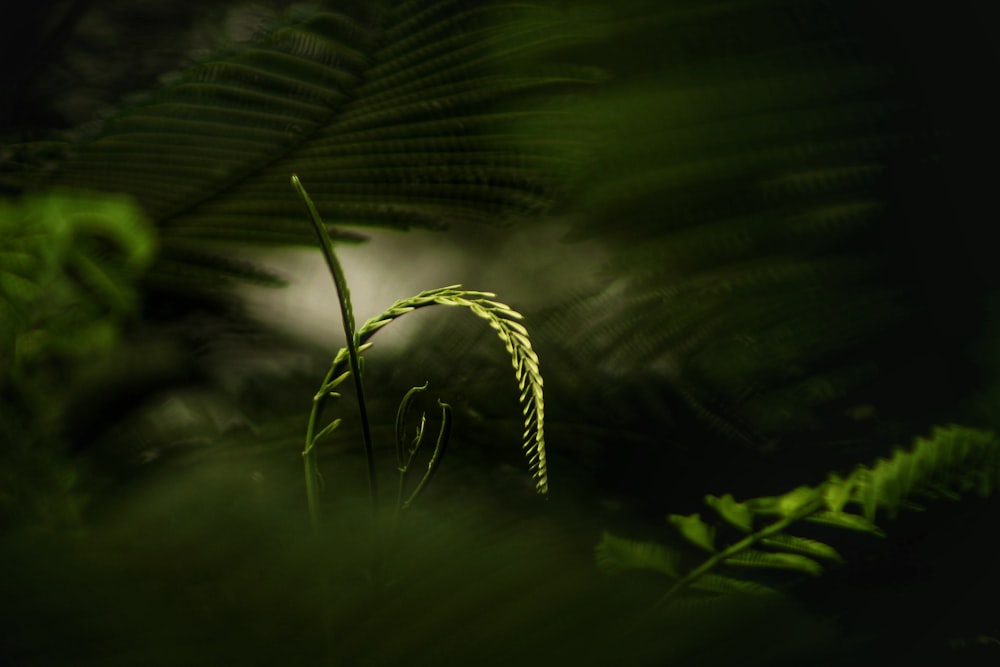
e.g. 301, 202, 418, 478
7, 0, 960, 461
532, 0, 965, 453
294, 175, 546, 525
0, 190, 154, 528
356, 287, 546, 477
303, 285, 548, 512
0, 190, 155, 404
12, 1, 599, 291
3, 0, 570, 533
596, 425, 999, 602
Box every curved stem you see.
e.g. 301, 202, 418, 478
402, 401, 452, 510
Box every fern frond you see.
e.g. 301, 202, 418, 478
25, 2, 599, 288
530, 0, 953, 451
598, 425, 999, 603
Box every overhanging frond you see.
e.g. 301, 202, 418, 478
27, 1, 600, 286
534, 0, 947, 450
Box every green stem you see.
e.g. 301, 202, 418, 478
656, 497, 825, 604
303, 364, 337, 528
303, 445, 322, 529
292, 174, 378, 510
394, 383, 428, 507
402, 401, 452, 510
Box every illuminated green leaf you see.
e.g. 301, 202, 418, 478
668, 513, 716, 553
705, 493, 753, 532
803, 510, 885, 536
759, 534, 844, 563
777, 486, 823, 517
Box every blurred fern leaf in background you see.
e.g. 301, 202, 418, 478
8, 0, 601, 292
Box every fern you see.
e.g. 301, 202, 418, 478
1, 191, 154, 397
596, 425, 999, 602
294, 174, 546, 525
0, 190, 154, 528
13, 1, 599, 291
531, 0, 953, 453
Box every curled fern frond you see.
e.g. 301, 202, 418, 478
598, 425, 999, 602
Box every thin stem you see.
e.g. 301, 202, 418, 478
292, 174, 378, 509
303, 445, 322, 529
393, 413, 426, 536
394, 383, 428, 508
656, 497, 825, 605
303, 364, 337, 528
402, 401, 452, 510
